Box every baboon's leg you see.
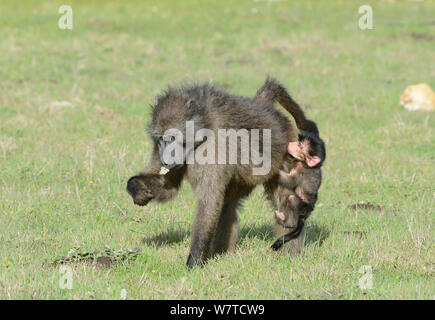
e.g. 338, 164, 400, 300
274, 221, 305, 256
212, 200, 240, 256
186, 195, 225, 269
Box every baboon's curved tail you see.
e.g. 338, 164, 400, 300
256, 77, 319, 135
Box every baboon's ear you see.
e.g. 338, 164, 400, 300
306, 156, 321, 167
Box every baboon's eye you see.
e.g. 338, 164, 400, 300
163, 135, 176, 142
153, 135, 162, 142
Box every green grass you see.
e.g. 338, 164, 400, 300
0, 0, 434, 299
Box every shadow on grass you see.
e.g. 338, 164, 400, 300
142, 228, 189, 248
240, 223, 275, 241
141, 222, 330, 248
305, 223, 330, 247
239, 222, 330, 247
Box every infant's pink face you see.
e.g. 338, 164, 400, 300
288, 140, 321, 167
288, 141, 304, 161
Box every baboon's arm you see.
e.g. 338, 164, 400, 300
136, 144, 185, 203
139, 143, 162, 175
159, 166, 186, 202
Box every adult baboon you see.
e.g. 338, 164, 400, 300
127, 79, 312, 268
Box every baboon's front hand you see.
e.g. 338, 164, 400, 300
131, 189, 154, 206
126, 176, 154, 206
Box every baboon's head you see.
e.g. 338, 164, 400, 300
149, 89, 206, 169
126, 174, 164, 206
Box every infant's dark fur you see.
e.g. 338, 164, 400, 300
271, 131, 325, 250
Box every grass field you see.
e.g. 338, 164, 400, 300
0, 0, 434, 299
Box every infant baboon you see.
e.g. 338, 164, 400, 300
255, 78, 323, 254
271, 131, 325, 250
